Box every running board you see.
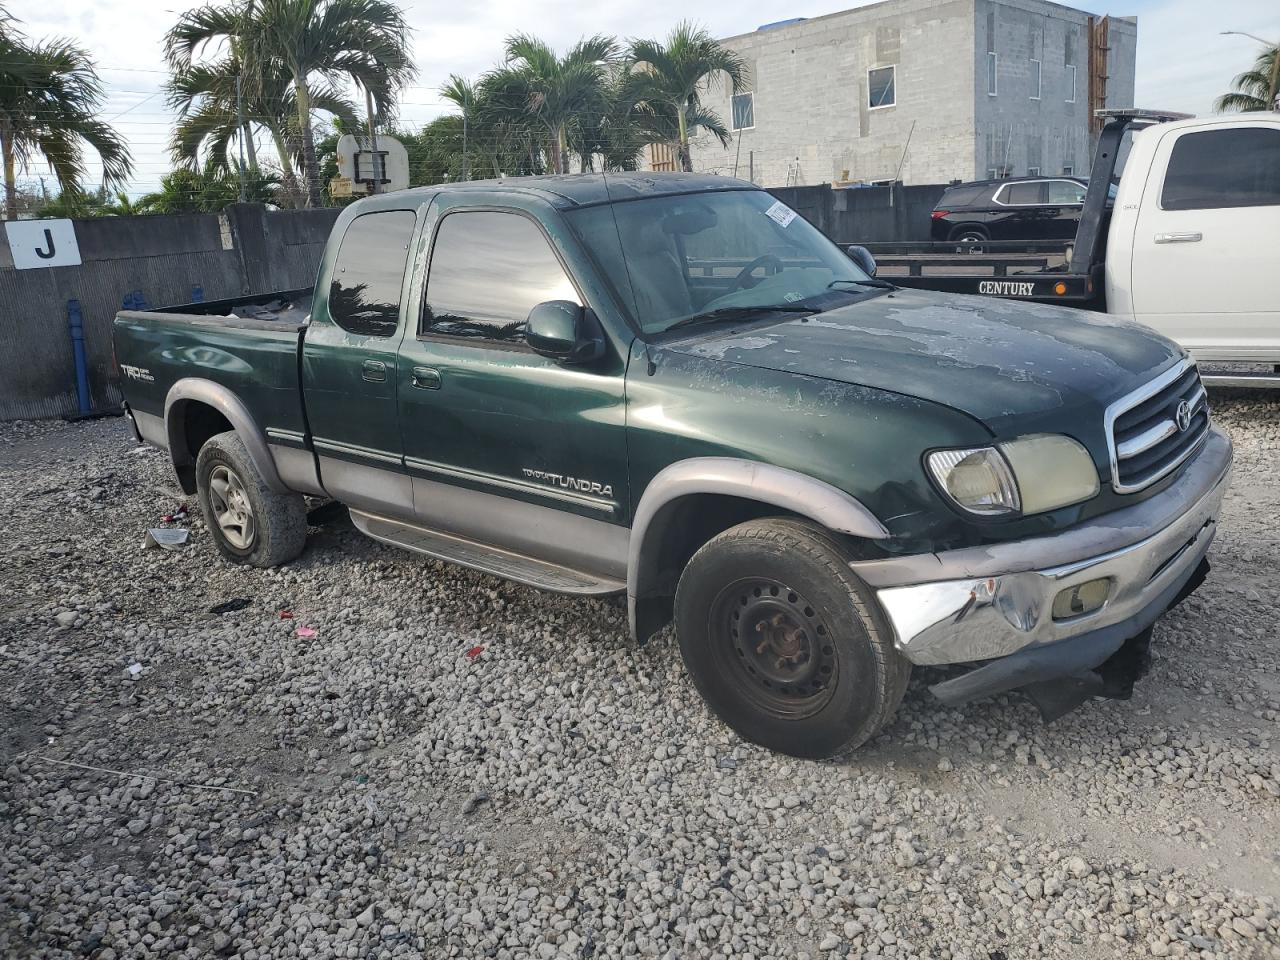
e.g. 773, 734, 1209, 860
349, 510, 625, 596
1199, 373, 1280, 389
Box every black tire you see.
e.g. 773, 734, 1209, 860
195, 431, 307, 568
674, 519, 910, 759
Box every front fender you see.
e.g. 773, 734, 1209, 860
626, 457, 890, 641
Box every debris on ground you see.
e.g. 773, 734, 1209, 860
142, 527, 189, 550
295, 626, 316, 638
465, 645, 484, 659
209, 598, 251, 615
159, 504, 189, 523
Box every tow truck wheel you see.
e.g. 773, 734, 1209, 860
195, 431, 307, 568
674, 519, 910, 759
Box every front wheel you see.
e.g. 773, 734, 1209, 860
674, 519, 910, 759
196, 431, 307, 568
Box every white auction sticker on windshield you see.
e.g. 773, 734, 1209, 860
764, 200, 798, 228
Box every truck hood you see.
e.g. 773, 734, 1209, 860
665, 289, 1183, 433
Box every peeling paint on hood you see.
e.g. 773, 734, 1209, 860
670, 289, 1183, 429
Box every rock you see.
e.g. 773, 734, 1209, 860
1065, 856, 1092, 879
55, 611, 78, 628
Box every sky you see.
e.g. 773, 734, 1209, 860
12, 0, 1279, 195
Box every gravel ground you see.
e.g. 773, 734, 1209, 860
1, 393, 1278, 960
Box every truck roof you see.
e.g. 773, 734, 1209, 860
349, 172, 758, 212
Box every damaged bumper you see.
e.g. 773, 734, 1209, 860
852, 427, 1232, 709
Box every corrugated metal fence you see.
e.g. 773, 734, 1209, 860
0, 205, 339, 421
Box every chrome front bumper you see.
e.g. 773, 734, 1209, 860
853, 427, 1232, 667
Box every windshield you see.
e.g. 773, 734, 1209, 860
567, 190, 873, 335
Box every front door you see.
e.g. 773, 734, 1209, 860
302, 208, 419, 516
395, 196, 630, 577
1130, 122, 1280, 360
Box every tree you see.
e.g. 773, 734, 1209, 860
166, 0, 415, 208
166, 56, 359, 207
1215, 45, 1280, 113
622, 21, 747, 173
135, 167, 279, 214
439, 73, 545, 179
0, 10, 132, 220
481, 34, 617, 175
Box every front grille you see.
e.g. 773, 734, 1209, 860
1105, 360, 1209, 493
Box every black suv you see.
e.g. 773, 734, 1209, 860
930, 176, 1088, 243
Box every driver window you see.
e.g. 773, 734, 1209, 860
422, 211, 578, 344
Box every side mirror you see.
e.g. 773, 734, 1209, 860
526, 300, 605, 364
845, 244, 877, 277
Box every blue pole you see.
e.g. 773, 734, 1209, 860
67, 299, 92, 416
191, 285, 204, 303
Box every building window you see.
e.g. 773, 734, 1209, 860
1065, 64, 1076, 103
1062, 164, 1074, 175
731, 92, 754, 131
987, 52, 998, 96
868, 65, 896, 109
1029, 58, 1041, 100
1027, 166, 1041, 176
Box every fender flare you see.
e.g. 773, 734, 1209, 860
627, 457, 890, 640
164, 378, 287, 494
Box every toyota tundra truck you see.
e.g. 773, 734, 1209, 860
113, 173, 1232, 758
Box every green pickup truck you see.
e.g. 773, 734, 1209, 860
113, 174, 1232, 758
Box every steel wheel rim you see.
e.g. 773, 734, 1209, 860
208, 464, 255, 550
710, 577, 839, 720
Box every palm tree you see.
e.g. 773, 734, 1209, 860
0, 13, 132, 220
481, 34, 617, 175
166, 0, 415, 208
622, 22, 748, 173
1215, 45, 1280, 113
440, 73, 546, 179
167, 57, 358, 206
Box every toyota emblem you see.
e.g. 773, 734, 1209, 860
1175, 400, 1193, 433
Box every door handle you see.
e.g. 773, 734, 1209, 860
361, 359, 387, 382
1154, 231, 1202, 244
411, 366, 442, 390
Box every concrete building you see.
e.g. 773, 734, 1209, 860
677, 0, 1136, 187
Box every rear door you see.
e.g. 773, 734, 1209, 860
991, 180, 1048, 240
1045, 179, 1086, 239
1129, 122, 1280, 359
302, 207, 420, 516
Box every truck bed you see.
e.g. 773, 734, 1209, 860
113, 289, 312, 446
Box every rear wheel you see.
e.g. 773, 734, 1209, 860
674, 519, 910, 759
951, 227, 988, 253
196, 431, 307, 568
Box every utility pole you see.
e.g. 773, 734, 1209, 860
235, 73, 248, 202
364, 86, 380, 195
462, 103, 470, 182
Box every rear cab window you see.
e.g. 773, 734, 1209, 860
1047, 180, 1086, 204
999, 181, 1048, 205
328, 211, 417, 337
422, 211, 579, 345
1161, 127, 1280, 210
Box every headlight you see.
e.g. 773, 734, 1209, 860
927, 447, 1020, 515
928, 434, 1099, 517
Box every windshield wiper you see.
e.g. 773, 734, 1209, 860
828, 278, 898, 290
664, 304, 816, 333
